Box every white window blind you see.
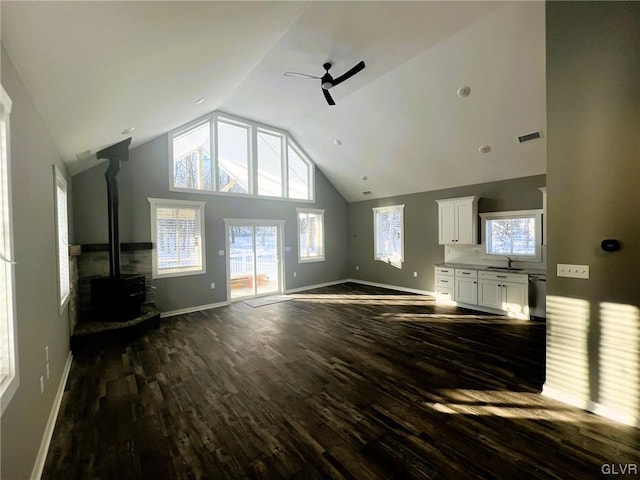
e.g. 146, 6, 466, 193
297, 208, 324, 262
373, 205, 405, 263
54, 167, 70, 309
1, 84, 18, 416
149, 199, 206, 279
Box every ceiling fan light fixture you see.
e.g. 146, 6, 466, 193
322, 81, 333, 90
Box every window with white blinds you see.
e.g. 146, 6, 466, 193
169, 111, 314, 201
297, 208, 325, 263
373, 205, 405, 264
148, 199, 206, 279
0, 84, 19, 416
54, 166, 70, 311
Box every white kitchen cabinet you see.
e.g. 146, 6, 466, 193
436, 196, 478, 244
454, 268, 477, 304
478, 271, 529, 318
434, 266, 455, 302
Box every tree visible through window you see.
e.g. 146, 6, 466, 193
482, 210, 542, 261
298, 208, 324, 262
148, 199, 206, 279
373, 205, 405, 265
169, 112, 314, 201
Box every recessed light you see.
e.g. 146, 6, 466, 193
479, 145, 491, 154
195, 97, 205, 105
334, 138, 342, 146
121, 127, 134, 135
457, 86, 471, 98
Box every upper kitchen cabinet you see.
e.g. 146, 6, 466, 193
436, 196, 479, 244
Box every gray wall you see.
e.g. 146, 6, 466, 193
1, 44, 72, 479
545, 2, 640, 415
73, 133, 349, 312
347, 174, 546, 291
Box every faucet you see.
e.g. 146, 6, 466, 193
505, 256, 513, 269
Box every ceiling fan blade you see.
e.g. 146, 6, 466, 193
323, 88, 336, 106
284, 72, 321, 80
331, 61, 365, 87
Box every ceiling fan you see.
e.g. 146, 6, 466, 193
284, 61, 366, 106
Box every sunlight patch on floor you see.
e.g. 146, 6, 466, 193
290, 293, 436, 306
423, 388, 610, 423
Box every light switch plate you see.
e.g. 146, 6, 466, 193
557, 263, 589, 279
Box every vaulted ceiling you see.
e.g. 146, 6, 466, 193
1, 1, 545, 202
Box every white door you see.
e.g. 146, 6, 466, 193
226, 220, 284, 301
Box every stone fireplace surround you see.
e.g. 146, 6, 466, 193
70, 242, 156, 343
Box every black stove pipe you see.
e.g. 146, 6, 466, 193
96, 137, 132, 279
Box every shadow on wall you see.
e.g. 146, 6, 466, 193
544, 295, 640, 426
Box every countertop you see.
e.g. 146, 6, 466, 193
434, 262, 547, 276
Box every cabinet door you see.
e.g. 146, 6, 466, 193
438, 202, 456, 244
455, 201, 474, 244
455, 277, 477, 305
478, 280, 502, 309
502, 282, 528, 316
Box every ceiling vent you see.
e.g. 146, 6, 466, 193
517, 131, 542, 143
362, 191, 372, 195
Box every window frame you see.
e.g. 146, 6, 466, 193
148, 198, 207, 279
53, 165, 70, 312
297, 208, 325, 263
480, 209, 543, 262
168, 111, 315, 202
373, 204, 405, 264
0, 84, 19, 416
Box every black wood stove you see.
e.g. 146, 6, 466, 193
90, 138, 146, 321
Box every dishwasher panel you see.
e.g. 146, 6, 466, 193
528, 275, 547, 319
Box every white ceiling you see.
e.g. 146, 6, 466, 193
1, 1, 546, 202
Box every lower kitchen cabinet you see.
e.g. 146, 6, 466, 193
478, 271, 528, 317
455, 268, 477, 304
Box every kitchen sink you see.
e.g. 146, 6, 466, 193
486, 266, 523, 271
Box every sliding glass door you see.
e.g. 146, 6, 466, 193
226, 220, 283, 300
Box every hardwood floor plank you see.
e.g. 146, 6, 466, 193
42, 283, 640, 479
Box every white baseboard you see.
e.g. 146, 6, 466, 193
542, 384, 640, 428
284, 279, 350, 294
31, 351, 73, 480
160, 300, 230, 318
346, 278, 435, 297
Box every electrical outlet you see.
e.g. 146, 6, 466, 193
40, 376, 44, 394
293, 272, 297, 278
355, 265, 359, 271
218, 250, 224, 256
285, 246, 291, 252
557, 263, 590, 279
413, 272, 418, 277
210, 283, 215, 289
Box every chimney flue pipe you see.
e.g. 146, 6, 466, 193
96, 137, 132, 279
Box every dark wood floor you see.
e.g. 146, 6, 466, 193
43, 283, 639, 479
